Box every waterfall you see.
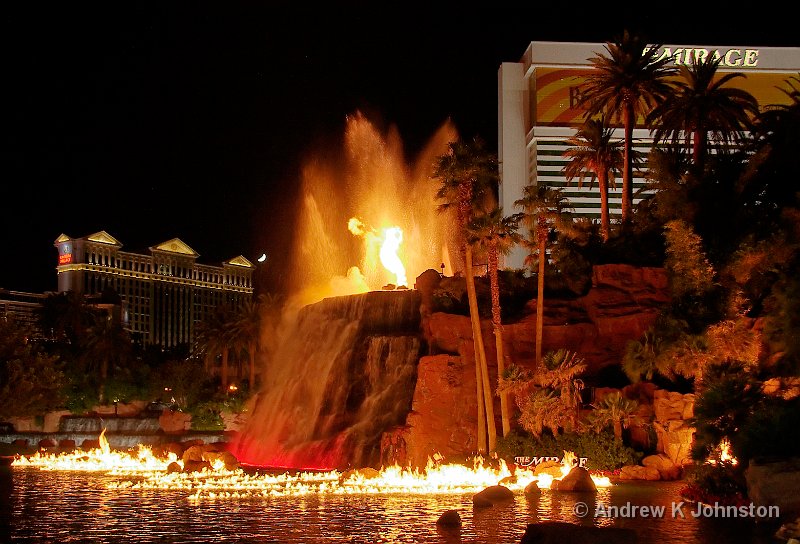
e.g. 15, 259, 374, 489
231, 290, 422, 469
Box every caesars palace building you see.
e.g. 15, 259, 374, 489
52, 231, 254, 348
498, 41, 800, 269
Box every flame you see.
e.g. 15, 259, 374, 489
13, 446, 611, 499
12, 428, 179, 472
379, 227, 407, 287
707, 438, 738, 466
347, 217, 408, 288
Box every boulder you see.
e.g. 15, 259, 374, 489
618, 465, 661, 481
524, 481, 541, 497
642, 454, 682, 481
654, 421, 695, 466
159, 410, 191, 433
745, 458, 800, 518
520, 521, 638, 544
436, 509, 461, 527
166, 462, 182, 473
38, 438, 56, 448
58, 439, 76, 449
81, 439, 100, 450
43, 410, 72, 432
472, 485, 514, 505
183, 459, 211, 473
202, 450, 240, 470
550, 467, 597, 492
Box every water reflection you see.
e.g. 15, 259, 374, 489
5, 468, 780, 543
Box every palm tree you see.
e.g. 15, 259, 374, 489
514, 184, 573, 366
229, 294, 283, 390
467, 207, 523, 437
647, 56, 759, 171
85, 311, 132, 404
434, 136, 497, 453
588, 391, 641, 441
499, 349, 587, 437
37, 290, 93, 346
740, 74, 800, 217
562, 117, 624, 241
194, 304, 234, 389
578, 30, 677, 223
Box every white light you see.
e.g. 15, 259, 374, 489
257, 253, 267, 263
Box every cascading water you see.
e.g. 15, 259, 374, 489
231, 290, 422, 469
231, 113, 458, 469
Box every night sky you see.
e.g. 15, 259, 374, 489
2, 3, 797, 294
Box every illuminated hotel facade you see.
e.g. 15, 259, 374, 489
498, 41, 800, 269
54, 231, 254, 348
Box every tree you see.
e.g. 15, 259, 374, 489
0, 317, 66, 418
578, 31, 677, 223
85, 310, 132, 404
499, 349, 587, 438
588, 391, 641, 441
647, 56, 758, 170
562, 117, 624, 241
434, 136, 497, 453
194, 304, 234, 389
37, 290, 93, 347
515, 184, 574, 365
467, 207, 523, 437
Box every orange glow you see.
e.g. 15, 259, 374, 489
707, 438, 738, 466
347, 217, 408, 288
287, 114, 457, 303
12, 429, 179, 473
14, 445, 611, 499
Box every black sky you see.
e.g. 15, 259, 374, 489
2, 3, 797, 294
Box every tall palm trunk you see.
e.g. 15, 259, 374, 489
464, 244, 495, 453
535, 219, 547, 367
622, 104, 635, 223
487, 243, 510, 437
221, 348, 229, 389
598, 173, 610, 242
692, 127, 705, 169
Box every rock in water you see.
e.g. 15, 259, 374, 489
550, 467, 597, 492
436, 509, 461, 527
473, 485, 515, 505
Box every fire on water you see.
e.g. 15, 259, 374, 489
12, 432, 611, 500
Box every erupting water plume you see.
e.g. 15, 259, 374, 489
287, 112, 457, 305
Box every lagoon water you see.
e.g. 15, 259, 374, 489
1, 467, 782, 543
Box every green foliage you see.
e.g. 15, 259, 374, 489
149, 358, 216, 410
587, 392, 641, 439
690, 362, 764, 464
497, 429, 643, 471
0, 352, 66, 419
0, 319, 67, 419
188, 399, 225, 431
63, 371, 99, 414
681, 462, 748, 506
735, 396, 800, 463
505, 350, 586, 438
664, 219, 715, 299
187, 386, 252, 431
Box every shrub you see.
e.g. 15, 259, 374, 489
497, 429, 642, 471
